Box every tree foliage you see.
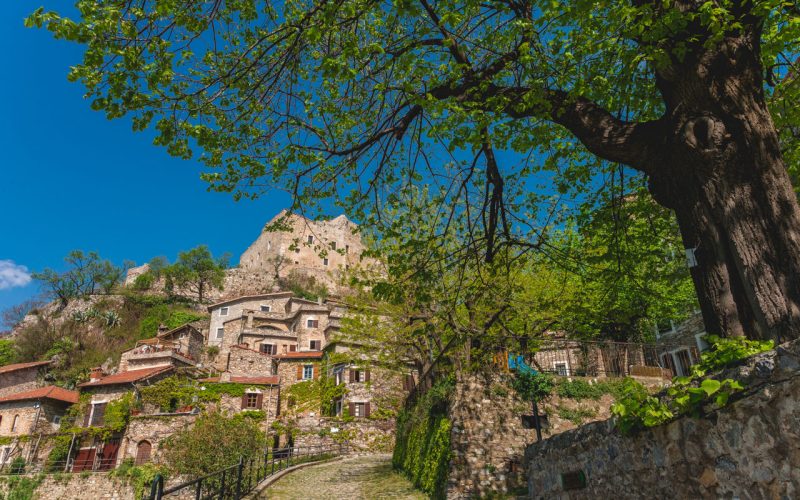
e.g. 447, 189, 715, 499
164, 245, 228, 303
163, 411, 265, 477
32, 250, 124, 306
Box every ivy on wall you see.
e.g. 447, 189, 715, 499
392, 377, 454, 500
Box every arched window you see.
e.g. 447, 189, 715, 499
135, 441, 152, 465
11, 415, 19, 432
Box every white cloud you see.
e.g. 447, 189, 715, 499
0, 260, 32, 290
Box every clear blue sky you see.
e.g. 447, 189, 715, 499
0, 2, 291, 312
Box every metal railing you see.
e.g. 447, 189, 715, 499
145, 443, 348, 500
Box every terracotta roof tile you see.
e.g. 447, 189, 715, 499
0, 360, 51, 375
273, 351, 324, 360
0, 385, 79, 404
78, 366, 173, 388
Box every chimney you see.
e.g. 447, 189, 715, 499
90, 367, 104, 382
158, 323, 169, 335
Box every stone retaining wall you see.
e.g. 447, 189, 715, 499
0, 473, 135, 500
525, 341, 800, 499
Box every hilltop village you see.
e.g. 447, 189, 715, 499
0, 211, 410, 474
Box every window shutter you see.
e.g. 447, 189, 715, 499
365, 402, 371, 418
82, 408, 91, 428
313, 365, 319, 380
349, 369, 355, 383
364, 370, 371, 383
241, 394, 248, 409
297, 365, 303, 380
256, 393, 264, 409
289, 345, 297, 352
349, 402, 355, 417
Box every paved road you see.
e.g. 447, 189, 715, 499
259, 454, 426, 499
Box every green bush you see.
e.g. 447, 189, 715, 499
392, 377, 453, 499
9, 456, 26, 474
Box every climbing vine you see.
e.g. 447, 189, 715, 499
612, 336, 774, 433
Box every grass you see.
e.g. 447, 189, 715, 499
556, 405, 598, 426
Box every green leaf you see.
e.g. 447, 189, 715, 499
700, 379, 721, 396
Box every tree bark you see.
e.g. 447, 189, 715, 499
644, 26, 800, 342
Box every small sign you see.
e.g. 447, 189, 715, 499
561, 470, 587, 490
685, 247, 698, 268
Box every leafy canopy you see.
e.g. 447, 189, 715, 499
28, 0, 800, 255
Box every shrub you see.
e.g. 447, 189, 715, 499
555, 379, 604, 400
163, 411, 265, 477
9, 456, 26, 474
511, 371, 554, 402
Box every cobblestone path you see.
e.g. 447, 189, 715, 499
260, 454, 426, 499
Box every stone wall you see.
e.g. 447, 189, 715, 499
120, 413, 196, 465
0, 367, 41, 398
238, 211, 369, 293
227, 345, 275, 376
525, 341, 800, 499
446, 372, 538, 499
292, 416, 395, 453
0, 472, 136, 500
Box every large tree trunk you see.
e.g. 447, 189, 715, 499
646, 26, 800, 342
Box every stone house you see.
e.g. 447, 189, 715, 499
273, 352, 323, 417
118, 323, 205, 373
0, 361, 51, 398
207, 293, 331, 372
0, 386, 78, 469
119, 413, 196, 466
72, 366, 174, 471
655, 313, 708, 376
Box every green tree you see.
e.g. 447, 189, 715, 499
563, 185, 699, 340
32, 250, 123, 306
162, 411, 265, 478
164, 246, 228, 303
0, 339, 15, 365
30, 0, 800, 341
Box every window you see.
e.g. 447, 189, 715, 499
260, 343, 276, 355
334, 398, 343, 416
303, 365, 314, 380
335, 369, 344, 386
260, 305, 271, 312
11, 415, 19, 432
244, 393, 260, 409
307, 319, 319, 328
310, 340, 321, 350
695, 333, 710, 352
352, 403, 365, 417
345, 245, 350, 254
554, 362, 569, 376
331, 242, 337, 251
219, 307, 229, 317
135, 441, 152, 465
323, 258, 329, 266
89, 403, 107, 427
354, 370, 364, 382
53, 415, 62, 426
307, 235, 314, 244
267, 241, 272, 251
215, 327, 225, 339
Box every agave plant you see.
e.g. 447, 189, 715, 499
102, 310, 121, 328
71, 310, 90, 323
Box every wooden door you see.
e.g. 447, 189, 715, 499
72, 448, 96, 472
97, 439, 121, 471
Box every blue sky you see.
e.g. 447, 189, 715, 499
0, 2, 291, 312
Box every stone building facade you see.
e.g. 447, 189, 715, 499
238, 210, 370, 292
0, 386, 78, 468
0, 361, 51, 398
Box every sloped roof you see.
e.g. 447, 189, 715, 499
157, 323, 203, 339
0, 360, 51, 375
273, 351, 324, 360
199, 375, 280, 385
78, 366, 173, 388
0, 385, 79, 404
207, 292, 295, 311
